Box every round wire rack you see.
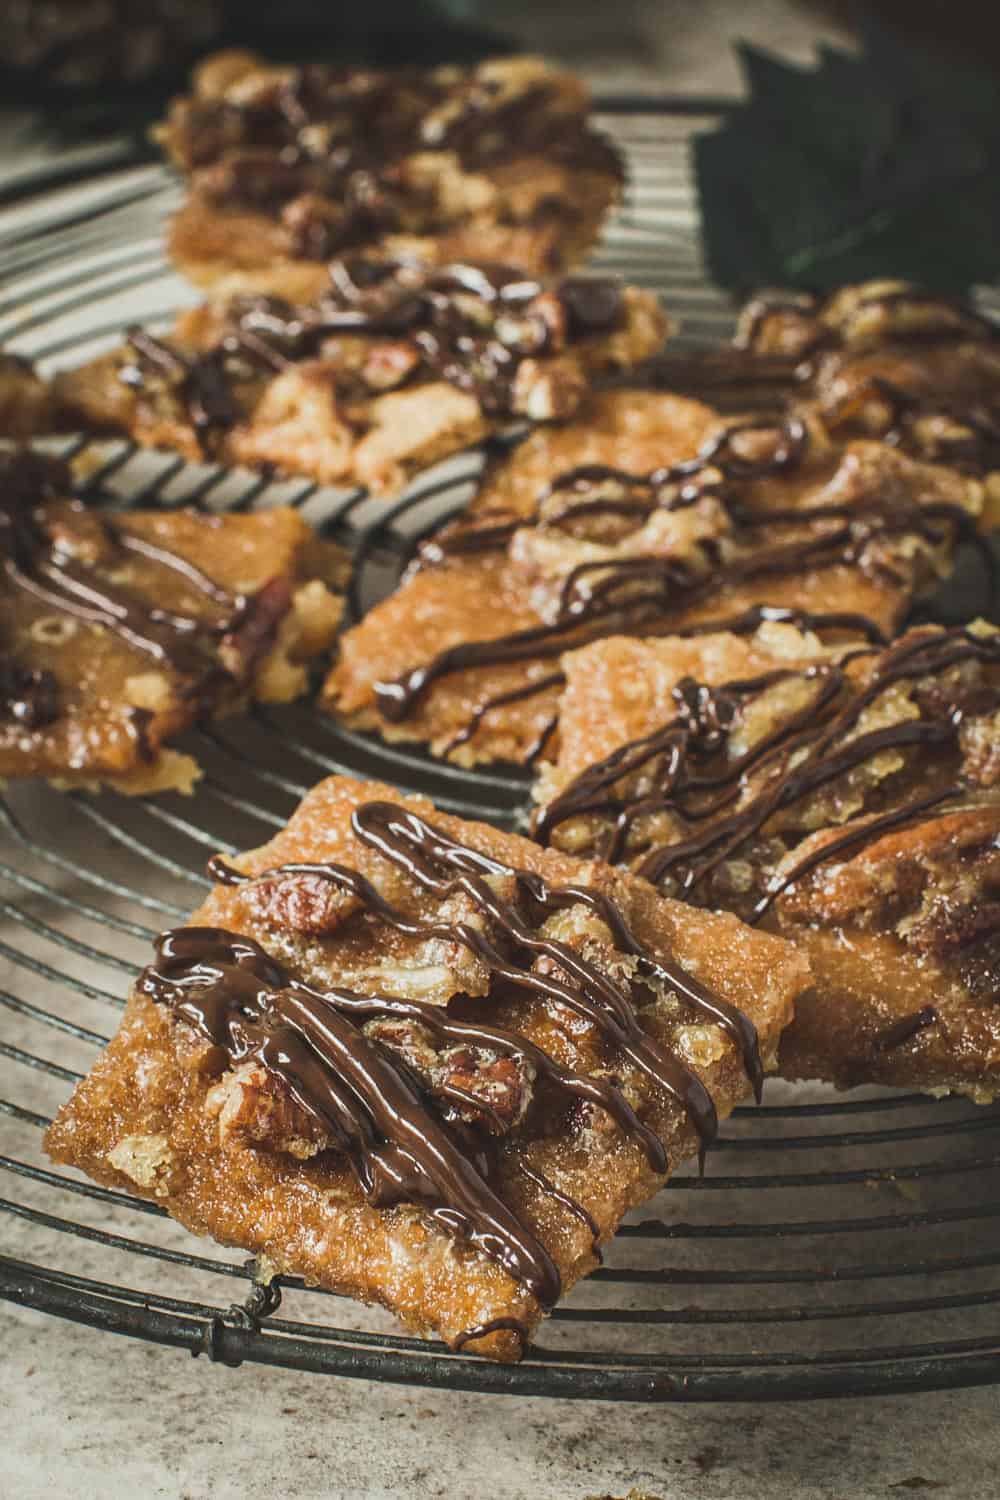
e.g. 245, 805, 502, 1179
3, 99, 1000, 1404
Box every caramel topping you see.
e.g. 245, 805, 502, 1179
535, 626, 1000, 920
0, 452, 290, 723
117, 260, 626, 440
144, 800, 765, 1302
377, 412, 954, 732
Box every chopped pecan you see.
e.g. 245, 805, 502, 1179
218, 574, 293, 682
908, 897, 1000, 959
236, 869, 362, 937
438, 1047, 533, 1132
205, 1061, 331, 1158
361, 341, 421, 391
494, 291, 567, 356
365, 1019, 534, 1134
959, 709, 1000, 787
510, 356, 586, 421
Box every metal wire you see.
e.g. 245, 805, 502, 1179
2, 100, 1000, 1402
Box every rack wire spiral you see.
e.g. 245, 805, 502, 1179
3, 99, 1000, 1403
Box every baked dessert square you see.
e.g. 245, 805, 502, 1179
734, 280, 1000, 488
53, 260, 668, 495
0, 450, 345, 794
327, 389, 721, 764
327, 391, 987, 765
45, 774, 809, 1360
534, 618, 1000, 1100
157, 51, 624, 298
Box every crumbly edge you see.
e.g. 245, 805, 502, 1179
327, 703, 559, 770
17, 568, 344, 799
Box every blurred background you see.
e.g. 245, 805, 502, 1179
6, 0, 998, 293
4, 0, 998, 108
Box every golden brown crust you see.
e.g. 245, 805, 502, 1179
158, 52, 623, 286
0, 465, 346, 791
776, 803, 1000, 1097
45, 774, 809, 1360
52, 281, 668, 497
538, 622, 1000, 1100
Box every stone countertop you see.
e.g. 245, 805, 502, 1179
4, 1299, 997, 1499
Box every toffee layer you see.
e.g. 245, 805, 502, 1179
0, 451, 345, 793
54, 261, 667, 496
45, 775, 808, 1359
535, 619, 1000, 1098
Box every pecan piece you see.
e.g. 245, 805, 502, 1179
361, 341, 421, 392
205, 1061, 331, 1158
236, 869, 362, 937
218, 574, 292, 681
365, 1019, 534, 1135
908, 898, 1000, 959
510, 356, 586, 421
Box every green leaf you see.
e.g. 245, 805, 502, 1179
695, 34, 1000, 296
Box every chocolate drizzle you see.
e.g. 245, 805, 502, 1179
140, 925, 561, 1309
0, 661, 60, 728
735, 285, 999, 361
452, 1318, 530, 1354
157, 799, 766, 1302
871, 377, 1000, 476
376, 410, 963, 736
873, 1005, 940, 1054
535, 625, 1000, 918
748, 788, 958, 925
352, 800, 761, 1106
173, 60, 622, 259
117, 260, 625, 437
416, 417, 813, 575
120, 329, 240, 453
518, 1159, 602, 1262
0, 453, 287, 718
441, 671, 567, 759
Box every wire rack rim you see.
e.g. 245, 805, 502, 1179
3, 99, 1000, 1404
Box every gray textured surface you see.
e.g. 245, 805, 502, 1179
4, 1298, 998, 1500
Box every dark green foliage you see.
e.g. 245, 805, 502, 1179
695, 27, 1000, 295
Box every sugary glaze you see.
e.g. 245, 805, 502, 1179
0, 451, 345, 792
45, 774, 809, 1360
535, 619, 1000, 1098
53, 261, 668, 496
328, 391, 986, 765
158, 52, 624, 293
